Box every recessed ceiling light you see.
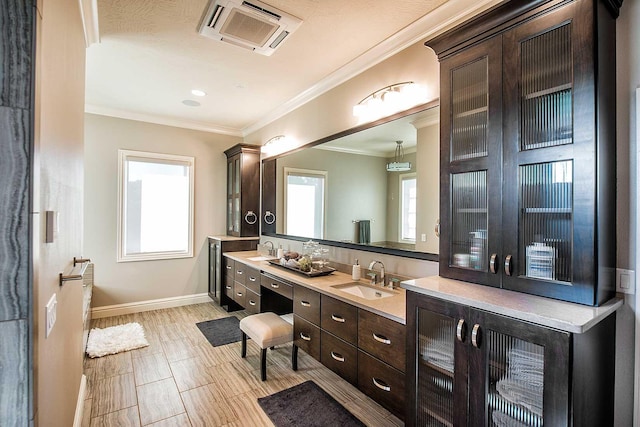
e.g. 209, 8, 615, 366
182, 99, 201, 107
191, 89, 206, 97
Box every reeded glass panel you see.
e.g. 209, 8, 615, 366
228, 162, 233, 194
487, 332, 544, 427
227, 199, 233, 232
521, 24, 572, 150
451, 171, 488, 271
520, 161, 572, 282
233, 197, 240, 232
234, 158, 241, 193
417, 309, 455, 426
451, 57, 489, 161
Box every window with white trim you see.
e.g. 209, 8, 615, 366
117, 150, 194, 262
284, 167, 327, 239
400, 174, 417, 242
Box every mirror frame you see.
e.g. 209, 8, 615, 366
261, 99, 440, 262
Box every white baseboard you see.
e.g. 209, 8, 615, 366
91, 293, 213, 319
72, 374, 87, 427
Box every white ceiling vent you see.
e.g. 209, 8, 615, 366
198, 0, 302, 56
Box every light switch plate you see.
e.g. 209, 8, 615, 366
616, 268, 636, 294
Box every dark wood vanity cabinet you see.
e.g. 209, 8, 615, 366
208, 237, 257, 310
430, 0, 619, 306
224, 144, 260, 237
406, 290, 616, 426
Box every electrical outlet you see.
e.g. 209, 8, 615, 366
616, 268, 636, 295
45, 294, 57, 338
421, 233, 427, 242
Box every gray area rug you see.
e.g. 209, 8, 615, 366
258, 380, 365, 427
196, 316, 243, 347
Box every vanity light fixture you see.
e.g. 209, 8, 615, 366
261, 135, 293, 156
353, 81, 429, 123
386, 140, 412, 172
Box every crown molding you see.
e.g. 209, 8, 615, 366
85, 104, 244, 136
241, 0, 502, 136
78, 0, 100, 47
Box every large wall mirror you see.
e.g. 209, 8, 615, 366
262, 100, 440, 261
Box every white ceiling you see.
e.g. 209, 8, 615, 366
84, 0, 500, 137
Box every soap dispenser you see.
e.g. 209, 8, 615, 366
352, 259, 361, 281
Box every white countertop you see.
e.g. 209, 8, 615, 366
208, 235, 260, 241
401, 275, 623, 334
224, 251, 406, 324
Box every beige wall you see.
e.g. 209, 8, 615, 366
34, 0, 87, 424
84, 114, 241, 307
415, 122, 440, 254
615, 1, 640, 425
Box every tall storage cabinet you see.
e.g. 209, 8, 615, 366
208, 236, 258, 307
430, 0, 620, 306
224, 144, 261, 237
405, 288, 617, 427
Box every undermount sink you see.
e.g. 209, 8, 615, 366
247, 256, 276, 261
332, 283, 397, 300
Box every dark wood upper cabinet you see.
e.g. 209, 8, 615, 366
430, 0, 620, 306
224, 144, 261, 237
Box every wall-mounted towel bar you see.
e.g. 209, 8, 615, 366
352, 219, 375, 223
59, 261, 90, 286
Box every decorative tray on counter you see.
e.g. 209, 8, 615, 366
267, 259, 336, 277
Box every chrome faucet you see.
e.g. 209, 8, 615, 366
368, 260, 385, 287
263, 240, 276, 256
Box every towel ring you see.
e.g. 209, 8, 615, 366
244, 211, 257, 225
264, 210, 276, 225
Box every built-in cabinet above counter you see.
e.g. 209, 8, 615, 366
430, 0, 620, 306
224, 144, 260, 237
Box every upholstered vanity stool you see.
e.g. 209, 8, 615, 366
239, 312, 294, 381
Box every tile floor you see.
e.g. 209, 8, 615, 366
81, 302, 404, 426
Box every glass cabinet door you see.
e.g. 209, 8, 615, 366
468, 309, 570, 427
501, 2, 597, 303
440, 37, 502, 287
410, 297, 469, 427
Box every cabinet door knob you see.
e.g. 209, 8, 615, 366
471, 324, 482, 348
300, 301, 311, 307
373, 333, 391, 345
504, 255, 513, 276
372, 377, 391, 392
299, 332, 311, 341
330, 351, 345, 362
331, 314, 345, 323
456, 319, 467, 343
490, 253, 499, 274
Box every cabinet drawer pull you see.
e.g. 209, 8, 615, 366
249, 300, 256, 306
330, 351, 345, 362
372, 378, 391, 392
236, 292, 243, 297
504, 255, 513, 276
373, 333, 391, 345
236, 270, 243, 275
331, 314, 345, 323
472, 324, 482, 348
249, 277, 257, 282
299, 332, 311, 341
226, 285, 232, 290
300, 300, 311, 307
226, 265, 232, 270
490, 253, 499, 274
456, 319, 466, 343
271, 283, 280, 289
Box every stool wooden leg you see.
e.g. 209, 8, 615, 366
261, 348, 267, 381
292, 344, 298, 371
241, 332, 247, 358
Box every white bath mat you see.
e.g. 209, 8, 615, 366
86, 322, 149, 358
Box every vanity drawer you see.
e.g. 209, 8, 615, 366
234, 262, 247, 285
358, 309, 406, 372
321, 295, 357, 344
224, 257, 234, 279
223, 280, 234, 299
293, 284, 320, 325
245, 266, 261, 294
321, 331, 358, 386
293, 315, 320, 360
245, 289, 260, 314
261, 273, 293, 300
358, 350, 405, 420
233, 283, 247, 308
